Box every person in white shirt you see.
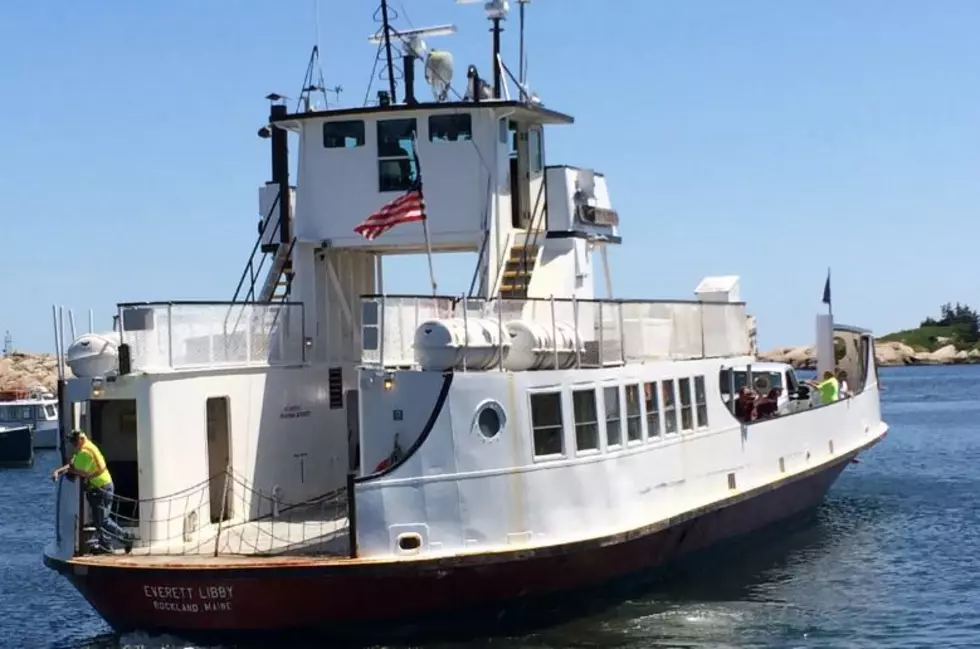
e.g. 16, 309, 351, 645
837, 369, 852, 398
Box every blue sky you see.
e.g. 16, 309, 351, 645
2, 0, 978, 353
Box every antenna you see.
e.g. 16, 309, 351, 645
369, 25, 457, 104
297, 45, 331, 112
517, 0, 532, 101
456, 0, 509, 99
2, 330, 11, 358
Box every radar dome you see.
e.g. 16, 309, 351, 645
65, 332, 119, 378
425, 49, 454, 102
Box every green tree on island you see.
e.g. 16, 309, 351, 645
880, 302, 980, 351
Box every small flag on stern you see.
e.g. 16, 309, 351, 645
353, 183, 425, 240
822, 268, 832, 306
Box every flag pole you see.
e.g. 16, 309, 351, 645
827, 267, 833, 319
412, 132, 438, 296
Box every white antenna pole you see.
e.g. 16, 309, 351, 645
88, 309, 94, 334
314, 0, 321, 53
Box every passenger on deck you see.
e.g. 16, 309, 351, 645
733, 386, 757, 423
51, 430, 136, 554
755, 388, 783, 419
837, 369, 852, 398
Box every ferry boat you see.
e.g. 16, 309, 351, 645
43, 2, 887, 642
0, 387, 59, 449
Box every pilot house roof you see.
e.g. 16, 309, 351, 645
271, 99, 575, 130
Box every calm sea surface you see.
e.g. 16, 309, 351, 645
4, 365, 979, 649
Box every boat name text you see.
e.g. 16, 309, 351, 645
143, 585, 233, 613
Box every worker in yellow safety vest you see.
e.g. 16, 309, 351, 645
52, 430, 135, 554
806, 370, 840, 405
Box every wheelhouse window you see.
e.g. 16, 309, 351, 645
679, 378, 694, 431
625, 384, 642, 443
572, 389, 599, 452
644, 382, 661, 439
428, 114, 472, 142
694, 376, 708, 428
662, 381, 678, 434
45, 404, 56, 418
604, 386, 622, 448
528, 127, 543, 173
323, 120, 365, 148
377, 118, 418, 192
530, 392, 564, 458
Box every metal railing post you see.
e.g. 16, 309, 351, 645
167, 303, 174, 368
598, 301, 605, 367
378, 298, 386, 368
550, 295, 559, 369
462, 294, 469, 372
572, 296, 581, 369
213, 465, 232, 557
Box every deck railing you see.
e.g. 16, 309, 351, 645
117, 301, 306, 372
359, 294, 752, 370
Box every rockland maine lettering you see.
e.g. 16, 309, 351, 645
143, 585, 233, 613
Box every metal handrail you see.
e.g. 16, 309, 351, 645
231, 192, 282, 304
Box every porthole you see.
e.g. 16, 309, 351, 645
474, 400, 506, 441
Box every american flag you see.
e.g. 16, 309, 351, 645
353, 185, 425, 240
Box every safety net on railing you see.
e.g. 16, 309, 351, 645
74, 469, 350, 558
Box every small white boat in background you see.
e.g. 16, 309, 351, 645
0, 387, 59, 450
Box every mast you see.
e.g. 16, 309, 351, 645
379, 0, 398, 103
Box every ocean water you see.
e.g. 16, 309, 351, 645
4, 365, 979, 648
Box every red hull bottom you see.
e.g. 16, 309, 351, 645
46, 452, 864, 642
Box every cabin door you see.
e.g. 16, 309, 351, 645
206, 397, 232, 523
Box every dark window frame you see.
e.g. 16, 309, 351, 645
377, 118, 419, 193
428, 113, 473, 142
322, 120, 366, 149
529, 391, 565, 458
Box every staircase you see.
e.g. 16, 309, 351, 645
498, 242, 539, 299
231, 191, 295, 305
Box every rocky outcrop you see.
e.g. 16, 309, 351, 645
759, 341, 980, 369
0, 353, 69, 392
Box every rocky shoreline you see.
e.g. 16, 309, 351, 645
759, 341, 980, 369
0, 353, 65, 393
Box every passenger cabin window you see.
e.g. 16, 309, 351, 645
604, 386, 622, 447
428, 114, 472, 142
694, 376, 708, 428
528, 128, 543, 173
662, 381, 678, 434
644, 382, 661, 439
625, 384, 642, 443
679, 379, 694, 431
377, 118, 418, 192
45, 404, 56, 418
572, 389, 599, 452
530, 392, 564, 458
323, 120, 365, 149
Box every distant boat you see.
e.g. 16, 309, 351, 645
0, 425, 34, 468
0, 387, 59, 450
